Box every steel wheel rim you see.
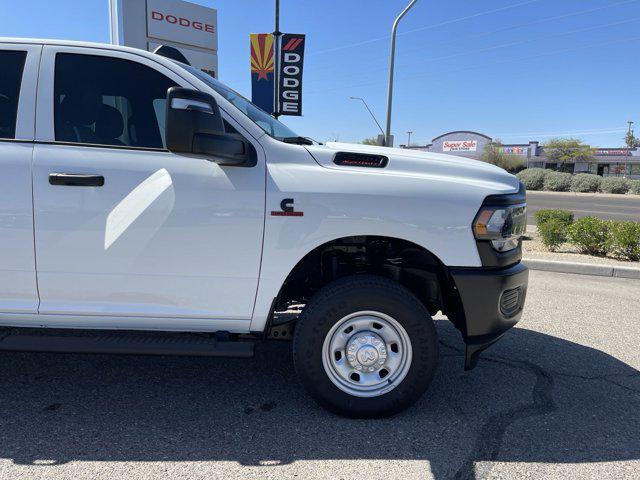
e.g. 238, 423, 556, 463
322, 311, 413, 398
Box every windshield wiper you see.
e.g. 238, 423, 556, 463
280, 136, 314, 145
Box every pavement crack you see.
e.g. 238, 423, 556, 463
437, 337, 639, 479
450, 355, 556, 480
599, 377, 640, 394
439, 339, 462, 350
545, 369, 640, 394
548, 369, 638, 381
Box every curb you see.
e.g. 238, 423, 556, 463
523, 258, 640, 280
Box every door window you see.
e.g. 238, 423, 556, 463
0, 50, 27, 140
54, 53, 177, 149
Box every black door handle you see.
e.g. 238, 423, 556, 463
49, 173, 105, 187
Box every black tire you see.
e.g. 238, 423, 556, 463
293, 274, 439, 418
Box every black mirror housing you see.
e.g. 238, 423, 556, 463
165, 87, 256, 167
166, 87, 224, 152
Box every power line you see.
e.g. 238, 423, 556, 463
401, 16, 640, 67
432, 0, 640, 49
404, 0, 640, 41
306, 0, 544, 57
398, 34, 640, 82
304, 0, 640, 83
374, 0, 640, 66
495, 128, 629, 139
304, 16, 640, 87
305, 35, 640, 94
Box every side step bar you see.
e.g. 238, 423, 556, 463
0, 329, 254, 358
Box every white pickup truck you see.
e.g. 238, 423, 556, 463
0, 38, 528, 417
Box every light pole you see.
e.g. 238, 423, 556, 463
350, 96, 385, 142
406, 131, 413, 147
273, 0, 282, 118
385, 0, 418, 147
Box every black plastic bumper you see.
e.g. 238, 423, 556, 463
449, 262, 529, 370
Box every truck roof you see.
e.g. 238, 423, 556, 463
0, 37, 160, 61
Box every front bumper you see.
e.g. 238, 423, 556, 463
449, 262, 529, 370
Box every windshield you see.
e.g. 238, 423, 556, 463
175, 62, 300, 140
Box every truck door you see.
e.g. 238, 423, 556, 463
32, 46, 265, 327
0, 43, 41, 314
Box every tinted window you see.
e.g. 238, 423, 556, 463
174, 61, 299, 140
0, 50, 27, 140
54, 53, 177, 149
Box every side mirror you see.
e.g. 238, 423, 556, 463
165, 87, 256, 167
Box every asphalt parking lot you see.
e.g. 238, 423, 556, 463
0, 270, 638, 480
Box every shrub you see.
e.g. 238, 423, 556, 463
610, 221, 640, 261
516, 168, 547, 191
570, 173, 601, 193
629, 179, 640, 195
535, 209, 573, 251
543, 171, 573, 192
480, 142, 526, 172
567, 217, 612, 256
599, 177, 630, 194
538, 218, 568, 251
535, 209, 574, 228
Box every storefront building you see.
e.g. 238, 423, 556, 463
403, 130, 640, 179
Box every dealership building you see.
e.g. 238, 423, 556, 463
403, 131, 640, 179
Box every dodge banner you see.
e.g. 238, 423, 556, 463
278, 33, 305, 116
250, 33, 275, 113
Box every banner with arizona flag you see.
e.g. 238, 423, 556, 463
250, 33, 275, 113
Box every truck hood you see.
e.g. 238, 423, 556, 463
305, 142, 520, 193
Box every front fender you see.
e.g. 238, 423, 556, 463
249, 139, 517, 332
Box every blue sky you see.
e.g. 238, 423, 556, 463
1, 0, 639, 146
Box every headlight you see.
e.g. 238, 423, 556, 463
473, 203, 527, 252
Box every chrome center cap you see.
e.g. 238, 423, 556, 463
357, 346, 379, 366
346, 333, 387, 372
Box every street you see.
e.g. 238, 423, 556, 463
0, 270, 639, 480
527, 190, 640, 224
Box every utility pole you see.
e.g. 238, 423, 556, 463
385, 0, 418, 147
406, 131, 413, 147
626, 121, 636, 149
273, 0, 282, 118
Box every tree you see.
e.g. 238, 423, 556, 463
480, 139, 525, 173
624, 131, 640, 148
543, 138, 595, 172
361, 136, 379, 145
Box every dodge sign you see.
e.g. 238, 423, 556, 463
278, 33, 306, 116
109, 0, 218, 76
147, 0, 217, 51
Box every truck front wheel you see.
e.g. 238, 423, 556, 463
292, 275, 439, 418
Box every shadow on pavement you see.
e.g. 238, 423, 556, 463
0, 321, 638, 479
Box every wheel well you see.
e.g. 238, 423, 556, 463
271, 236, 464, 332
